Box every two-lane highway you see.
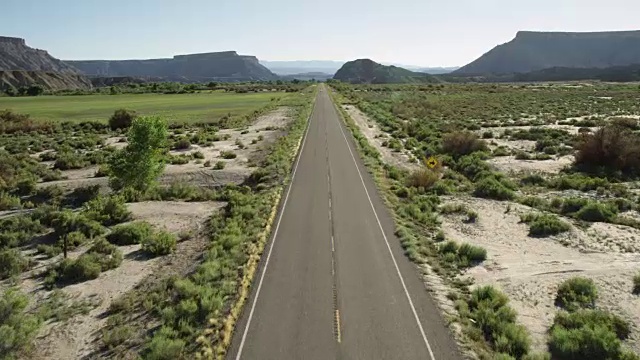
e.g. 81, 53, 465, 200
227, 85, 462, 360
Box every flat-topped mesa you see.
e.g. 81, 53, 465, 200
514, 30, 640, 40
0, 36, 26, 46
173, 51, 240, 60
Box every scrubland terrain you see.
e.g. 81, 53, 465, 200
330, 81, 640, 360
0, 84, 315, 359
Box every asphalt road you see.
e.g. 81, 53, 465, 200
227, 85, 462, 360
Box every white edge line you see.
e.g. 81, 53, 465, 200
234, 89, 318, 360
331, 96, 437, 360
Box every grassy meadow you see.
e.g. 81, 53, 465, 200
0, 91, 283, 123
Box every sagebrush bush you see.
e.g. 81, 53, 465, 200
106, 222, 153, 245
442, 131, 488, 158
555, 277, 598, 311
109, 109, 137, 130
83, 195, 131, 226
520, 213, 571, 237
141, 231, 176, 256
0, 288, 40, 357
407, 168, 439, 189
88, 238, 123, 270
473, 177, 515, 201
51, 254, 102, 285
574, 123, 640, 177
220, 150, 237, 159
213, 161, 226, 170
0, 248, 30, 279
575, 202, 617, 222
173, 138, 191, 150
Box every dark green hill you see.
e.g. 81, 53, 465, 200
455, 30, 640, 75
333, 59, 438, 84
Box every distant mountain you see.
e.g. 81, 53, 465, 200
260, 60, 344, 75
0, 36, 79, 73
333, 59, 439, 84
455, 30, 640, 75
279, 72, 333, 81
67, 51, 278, 82
0, 70, 92, 90
413, 67, 459, 74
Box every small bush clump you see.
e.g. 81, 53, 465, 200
574, 123, 640, 177
109, 109, 137, 130
106, 222, 153, 245
407, 168, 439, 189
632, 273, 640, 295
213, 161, 226, 170
220, 150, 237, 159
83, 195, 131, 226
141, 231, 177, 256
520, 213, 571, 237
555, 277, 598, 311
442, 131, 488, 158
474, 176, 516, 201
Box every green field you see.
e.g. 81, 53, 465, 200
0, 92, 283, 122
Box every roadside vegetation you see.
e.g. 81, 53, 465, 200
329, 81, 640, 359
0, 81, 316, 359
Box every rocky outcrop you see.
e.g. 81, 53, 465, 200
333, 59, 438, 84
0, 36, 80, 73
455, 30, 640, 75
67, 51, 278, 82
0, 70, 92, 90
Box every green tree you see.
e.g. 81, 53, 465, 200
26, 85, 44, 96
108, 116, 168, 191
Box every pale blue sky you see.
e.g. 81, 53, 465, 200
2, 0, 639, 66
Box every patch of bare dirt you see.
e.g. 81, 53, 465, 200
488, 155, 574, 174
127, 201, 225, 233
440, 197, 640, 353
343, 105, 420, 171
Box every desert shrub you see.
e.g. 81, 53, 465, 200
144, 326, 185, 359
0, 248, 30, 279
213, 161, 225, 170
50, 254, 102, 285
440, 203, 467, 214
53, 152, 87, 170
407, 168, 439, 189
493, 146, 510, 157
88, 238, 123, 270
549, 309, 633, 360
520, 173, 547, 186
453, 153, 492, 180
109, 109, 137, 130
555, 277, 598, 311
465, 210, 478, 223
0, 109, 53, 134
83, 195, 131, 226
467, 285, 531, 358
474, 177, 515, 200
106, 222, 153, 245
574, 123, 640, 177
575, 202, 617, 222
482, 131, 494, 139
457, 243, 487, 263
547, 174, 609, 192
611, 117, 639, 130
172, 138, 191, 150
141, 231, 176, 256
0, 288, 40, 357
0, 192, 21, 210
192, 151, 205, 159
515, 151, 532, 160
520, 213, 571, 237
442, 131, 488, 158
220, 150, 237, 159
633, 273, 640, 295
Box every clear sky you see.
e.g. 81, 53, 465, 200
2, 0, 639, 67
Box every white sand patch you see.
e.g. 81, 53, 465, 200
488, 155, 574, 174
440, 196, 640, 352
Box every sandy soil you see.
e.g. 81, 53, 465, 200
440, 197, 640, 352
488, 155, 574, 174
343, 105, 420, 171
31, 200, 225, 360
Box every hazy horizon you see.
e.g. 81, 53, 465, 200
3, 0, 640, 67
